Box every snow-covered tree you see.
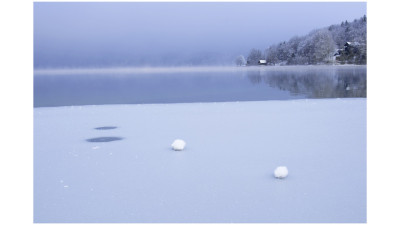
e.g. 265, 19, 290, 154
235, 55, 246, 66
265, 45, 278, 65
247, 48, 263, 65
312, 30, 336, 63
259, 15, 366, 65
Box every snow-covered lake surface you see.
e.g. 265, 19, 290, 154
34, 65, 366, 107
34, 98, 366, 223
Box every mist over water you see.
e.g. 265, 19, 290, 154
34, 2, 366, 68
34, 66, 366, 107
34, 3, 367, 107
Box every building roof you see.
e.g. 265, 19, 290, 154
345, 41, 363, 46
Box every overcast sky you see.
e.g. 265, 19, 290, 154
34, 2, 366, 68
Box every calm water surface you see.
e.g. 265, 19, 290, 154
34, 66, 366, 107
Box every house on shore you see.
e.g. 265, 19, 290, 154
246, 59, 267, 66
258, 60, 267, 65
334, 41, 367, 64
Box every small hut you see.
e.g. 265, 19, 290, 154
258, 60, 267, 65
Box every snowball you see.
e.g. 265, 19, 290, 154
171, 139, 186, 151
274, 166, 288, 179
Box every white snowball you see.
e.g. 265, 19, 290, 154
171, 139, 186, 151
274, 166, 288, 179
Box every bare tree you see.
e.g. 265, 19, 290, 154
312, 29, 336, 63
247, 48, 263, 65
235, 55, 246, 66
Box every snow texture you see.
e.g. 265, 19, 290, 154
34, 99, 366, 223
171, 139, 186, 151
274, 166, 289, 178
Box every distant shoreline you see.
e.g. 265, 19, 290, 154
34, 64, 366, 75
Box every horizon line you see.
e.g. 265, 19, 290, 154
34, 65, 365, 75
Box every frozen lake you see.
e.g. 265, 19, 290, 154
34, 66, 366, 222
34, 99, 366, 223
34, 65, 366, 107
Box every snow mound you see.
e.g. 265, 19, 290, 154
274, 166, 289, 179
171, 139, 186, 151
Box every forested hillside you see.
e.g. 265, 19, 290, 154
245, 15, 366, 65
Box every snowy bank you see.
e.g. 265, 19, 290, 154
34, 99, 366, 223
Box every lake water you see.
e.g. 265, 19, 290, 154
34, 66, 366, 107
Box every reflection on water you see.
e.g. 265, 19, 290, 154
34, 66, 366, 107
247, 67, 366, 98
